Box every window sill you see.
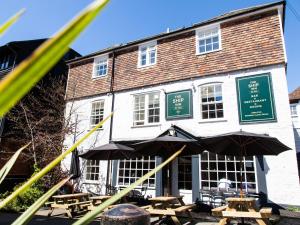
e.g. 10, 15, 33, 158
87, 128, 104, 132
196, 48, 221, 56
137, 63, 156, 69
131, 123, 161, 129
198, 118, 227, 124
82, 181, 100, 184
92, 75, 107, 80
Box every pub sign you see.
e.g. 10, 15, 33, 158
236, 73, 276, 124
166, 90, 192, 120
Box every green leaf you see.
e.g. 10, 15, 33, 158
0, 9, 25, 37
0, 0, 110, 117
0, 112, 112, 209
0, 143, 30, 185
73, 145, 186, 225
11, 177, 71, 225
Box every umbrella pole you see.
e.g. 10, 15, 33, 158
239, 156, 244, 198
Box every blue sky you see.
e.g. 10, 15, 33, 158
0, 0, 299, 92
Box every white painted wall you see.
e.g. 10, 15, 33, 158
63, 94, 113, 195
63, 64, 300, 205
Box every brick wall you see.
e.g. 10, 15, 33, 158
66, 9, 285, 100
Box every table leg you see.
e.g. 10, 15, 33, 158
248, 208, 269, 225
218, 218, 229, 225
47, 207, 54, 217
65, 209, 73, 218
177, 197, 185, 206
170, 215, 181, 225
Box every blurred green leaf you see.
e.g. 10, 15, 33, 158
11, 177, 71, 225
0, 112, 112, 209
73, 145, 186, 225
0, 143, 30, 185
0, 0, 110, 117
0, 9, 25, 37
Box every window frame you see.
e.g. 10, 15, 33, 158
196, 24, 222, 55
132, 92, 160, 127
0, 55, 11, 70
117, 156, 156, 188
290, 104, 298, 117
89, 100, 105, 129
199, 82, 224, 121
137, 41, 157, 68
85, 159, 101, 182
92, 55, 108, 78
199, 151, 257, 192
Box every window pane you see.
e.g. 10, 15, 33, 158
90, 101, 104, 127
118, 157, 155, 188
206, 44, 212, 52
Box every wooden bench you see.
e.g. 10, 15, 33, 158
212, 205, 229, 216
174, 204, 196, 212
49, 201, 92, 218
212, 205, 272, 219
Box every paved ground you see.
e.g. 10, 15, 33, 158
1, 208, 300, 225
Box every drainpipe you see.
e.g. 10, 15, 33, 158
106, 51, 116, 189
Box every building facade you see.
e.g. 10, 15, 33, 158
289, 87, 300, 178
63, 1, 300, 206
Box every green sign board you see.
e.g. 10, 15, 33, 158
236, 73, 276, 124
166, 90, 192, 120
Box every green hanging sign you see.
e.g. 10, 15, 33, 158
236, 73, 276, 124
166, 90, 193, 120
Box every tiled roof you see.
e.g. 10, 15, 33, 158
67, 0, 285, 64
289, 87, 300, 102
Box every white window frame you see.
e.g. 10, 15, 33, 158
137, 41, 157, 68
196, 24, 222, 55
89, 100, 105, 129
92, 55, 108, 78
290, 104, 298, 117
85, 159, 101, 182
132, 92, 160, 127
199, 152, 257, 192
117, 156, 156, 188
199, 83, 224, 121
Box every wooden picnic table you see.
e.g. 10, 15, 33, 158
48, 193, 91, 218
212, 197, 272, 225
87, 195, 112, 211
146, 196, 195, 225
90, 195, 111, 205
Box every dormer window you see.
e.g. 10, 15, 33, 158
93, 55, 108, 78
0, 55, 11, 70
138, 41, 157, 68
196, 25, 221, 55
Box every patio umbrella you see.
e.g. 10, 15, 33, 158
70, 148, 81, 179
133, 134, 206, 195
202, 131, 291, 193
133, 135, 205, 158
79, 142, 136, 160
79, 142, 136, 195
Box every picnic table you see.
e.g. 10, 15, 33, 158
48, 193, 91, 218
88, 195, 111, 211
212, 197, 272, 225
144, 196, 195, 225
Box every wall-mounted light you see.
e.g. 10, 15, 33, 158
168, 127, 176, 136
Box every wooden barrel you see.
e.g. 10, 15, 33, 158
101, 204, 150, 225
